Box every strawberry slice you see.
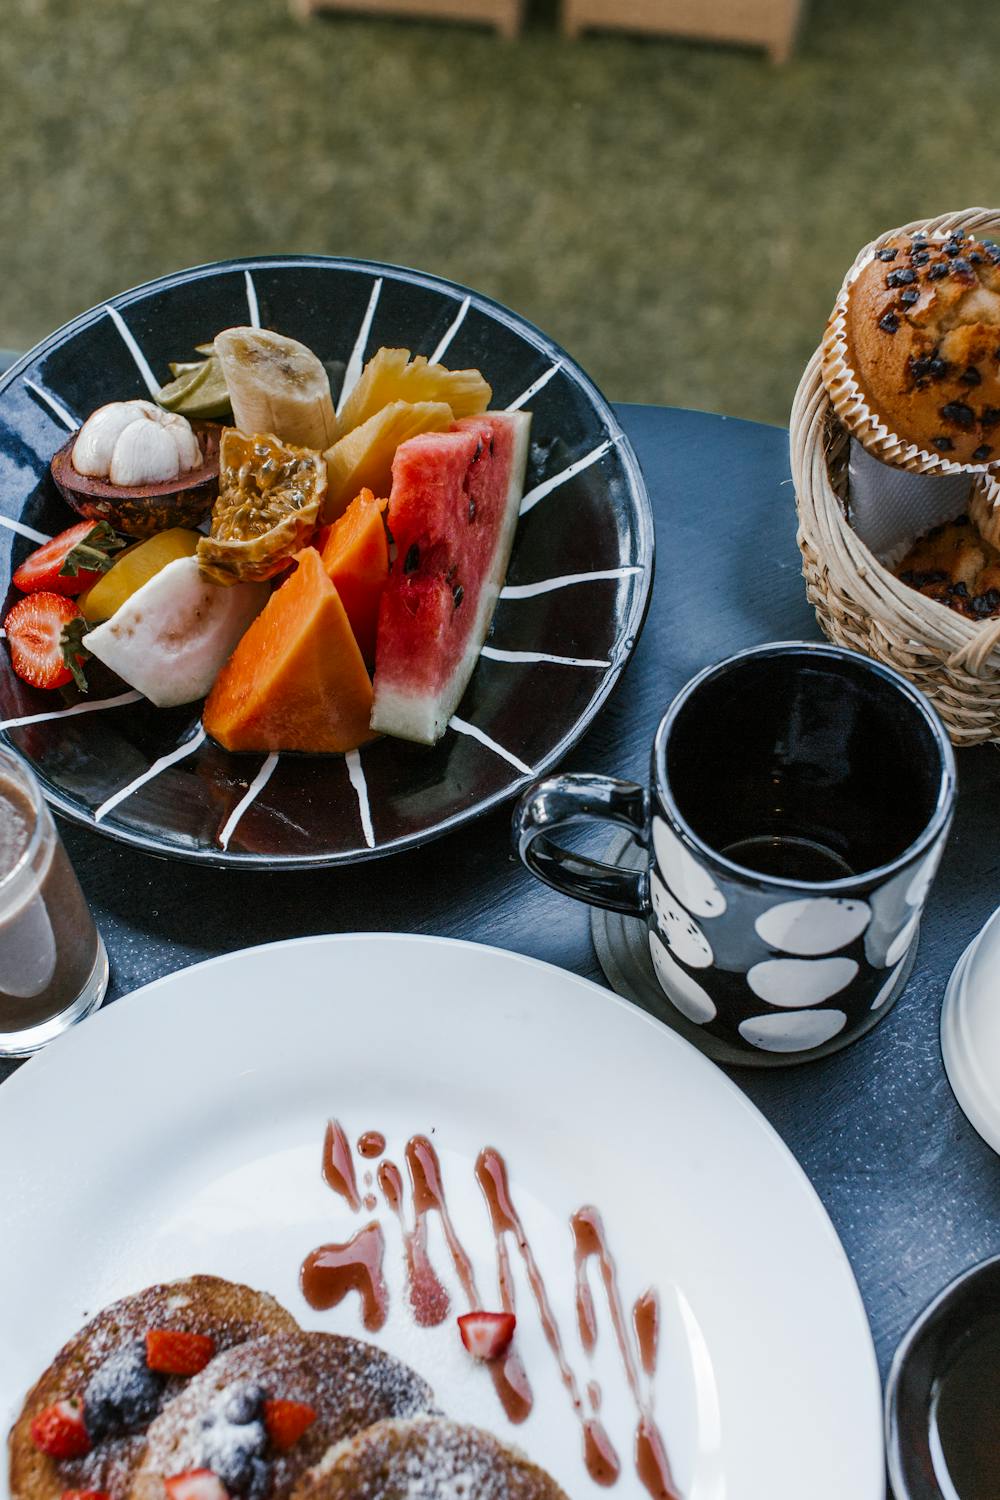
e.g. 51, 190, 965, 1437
13, 522, 125, 596
164, 1470, 229, 1500
4, 593, 89, 691
457, 1310, 516, 1361
262, 1398, 317, 1451
62, 1490, 111, 1500
29, 1398, 90, 1459
145, 1329, 216, 1376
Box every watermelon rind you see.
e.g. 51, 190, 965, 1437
371, 409, 531, 745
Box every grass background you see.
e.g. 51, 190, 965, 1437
1, 0, 998, 424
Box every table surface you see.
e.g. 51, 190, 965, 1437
4, 401, 999, 1395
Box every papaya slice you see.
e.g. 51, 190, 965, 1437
203, 547, 375, 753
319, 488, 389, 663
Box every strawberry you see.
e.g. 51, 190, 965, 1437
62, 1491, 110, 1500
145, 1329, 216, 1376
29, 1398, 90, 1459
164, 1471, 229, 1500
457, 1310, 516, 1361
13, 522, 125, 596
262, 1398, 317, 1451
4, 593, 89, 691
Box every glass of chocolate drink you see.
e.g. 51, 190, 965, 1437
0, 745, 108, 1056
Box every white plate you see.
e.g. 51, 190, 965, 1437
0, 935, 883, 1499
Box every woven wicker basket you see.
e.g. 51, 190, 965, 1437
792, 207, 1000, 748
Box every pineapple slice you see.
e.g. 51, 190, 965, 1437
338, 348, 491, 435
323, 400, 453, 521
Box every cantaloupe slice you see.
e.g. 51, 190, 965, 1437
323, 400, 453, 522
337, 348, 492, 434
319, 488, 389, 663
203, 547, 375, 753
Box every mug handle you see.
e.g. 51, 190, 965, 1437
513, 773, 651, 917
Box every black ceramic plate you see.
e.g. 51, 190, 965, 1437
0, 257, 653, 867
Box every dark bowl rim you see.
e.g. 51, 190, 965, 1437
0, 254, 655, 868
884, 1251, 1000, 1500
651, 639, 957, 895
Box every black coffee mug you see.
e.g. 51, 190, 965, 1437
513, 642, 957, 1061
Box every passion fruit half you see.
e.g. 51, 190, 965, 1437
50, 421, 222, 539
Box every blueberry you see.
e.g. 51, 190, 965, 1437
901, 289, 920, 305
933, 436, 955, 452
940, 402, 975, 429
952, 257, 973, 274
961, 366, 983, 386
912, 250, 931, 265
982, 408, 1000, 427
887, 268, 916, 287
971, 591, 1000, 617
222, 1383, 265, 1425
84, 1343, 165, 1439
929, 357, 949, 378
946, 242, 961, 257
247, 1459, 273, 1500
879, 312, 899, 334
876, 247, 898, 261
973, 444, 993, 461
929, 263, 950, 281
910, 355, 932, 379
952, 581, 970, 598
201, 1418, 267, 1493
971, 252, 984, 264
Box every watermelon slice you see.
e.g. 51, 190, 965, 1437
371, 410, 531, 745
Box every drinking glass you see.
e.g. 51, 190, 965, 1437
0, 745, 108, 1056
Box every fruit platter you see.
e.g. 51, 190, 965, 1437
0, 258, 652, 866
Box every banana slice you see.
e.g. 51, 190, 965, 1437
215, 328, 337, 452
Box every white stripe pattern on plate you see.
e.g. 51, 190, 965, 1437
500, 566, 642, 600
519, 437, 616, 517
0, 689, 143, 732
450, 716, 532, 775
218, 751, 279, 851
94, 725, 206, 823
244, 270, 261, 328
24, 379, 80, 431
345, 748, 375, 849
505, 361, 561, 413
104, 305, 160, 396
480, 645, 610, 668
337, 278, 383, 415
0, 514, 51, 545
428, 295, 471, 365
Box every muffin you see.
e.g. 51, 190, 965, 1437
823, 225, 1000, 473
8, 1277, 299, 1500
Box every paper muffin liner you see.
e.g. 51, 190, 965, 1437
821, 224, 1000, 481
847, 438, 972, 564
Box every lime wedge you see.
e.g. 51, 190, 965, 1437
157, 354, 231, 419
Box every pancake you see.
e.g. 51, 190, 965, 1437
128, 1332, 436, 1500
8, 1276, 298, 1500
291, 1416, 569, 1500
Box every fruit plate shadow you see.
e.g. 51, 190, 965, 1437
0, 258, 653, 867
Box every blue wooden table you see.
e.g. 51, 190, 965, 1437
4, 402, 996, 1404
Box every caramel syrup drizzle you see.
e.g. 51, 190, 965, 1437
572, 1208, 679, 1500
302, 1123, 681, 1496
477, 1148, 619, 1484
300, 1220, 388, 1330
321, 1118, 360, 1212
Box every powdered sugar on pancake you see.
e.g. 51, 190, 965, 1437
130, 1333, 436, 1500
296, 1416, 567, 1500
